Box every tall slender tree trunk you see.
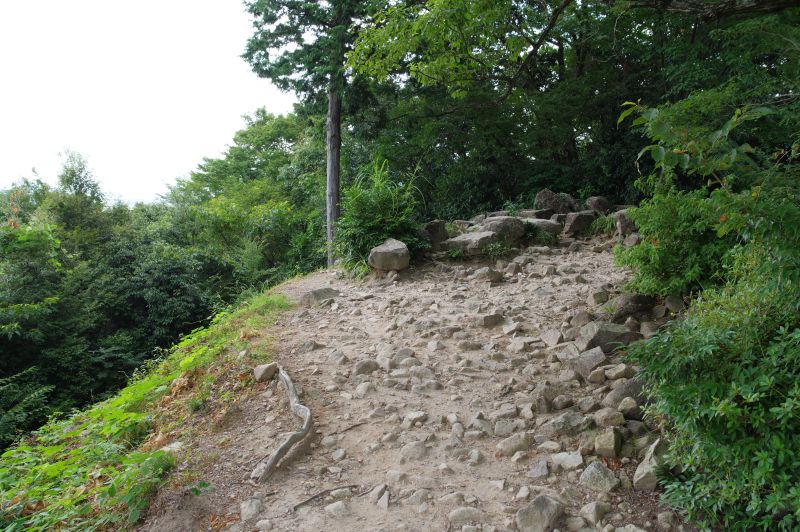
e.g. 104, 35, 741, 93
326, 84, 342, 266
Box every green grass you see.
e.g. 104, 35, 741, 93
0, 293, 290, 531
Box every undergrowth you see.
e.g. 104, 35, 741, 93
0, 293, 290, 531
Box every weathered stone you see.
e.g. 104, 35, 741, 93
580, 501, 611, 526
240, 497, 263, 521
552, 394, 574, 410
496, 433, 530, 456
253, 363, 278, 382
571, 347, 607, 379
535, 188, 576, 214
624, 233, 644, 247
473, 267, 503, 283
399, 441, 428, 462
424, 219, 448, 251
443, 231, 499, 256
552, 451, 583, 471
324, 500, 350, 517
602, 378, 644, 408
475, 311, 504, 327
618, 397, 642, 420
481, 216, 526, 244
576, 321, 643, 353
523, 218, 563, 236
595, 427, 622, 458
448, 507, 488, 525
587, 291, 609, 306
300, 287, 340, 307
594, 407, 625, 427
586, 196, 613, 214
540, 329, 564, 348
368, 238, 410, 271
527, 459, 549, 479
634, 438, 666, 491
352, 359, 380, 376
605, 363, 636, 380
539, 411, 593, 437
515, 495, 563, 532
579, 461, 620, 492
615, 209, 637, 237
601, 293, 656, 323
563, 210, 597, 235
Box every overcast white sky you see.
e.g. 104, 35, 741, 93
0, 1, 296, 204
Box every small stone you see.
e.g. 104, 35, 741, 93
515, 495, 563, 532
580, 501, 611, 525
448, 507, 488, 525
657, 510, 678, 530
255, 519, 273, 531
496, 433, 530, 456
552, 451, 583, 471
594, 407, 625, 427
579, 461, 620, 492
331, 448, 346, 461
355, 381, 374, 398
353, 359, 380, 376
552, 394, 574, 410
515, 485, 531, 500
377, 491, 390, 509
605, 363, 636, 380
324, 500, 349, 517
595, 427, 622, 458
475, 311, 504, 327
402, 410, 428, 428
526, 459, 549, 479
565, 516, 587, 531
618, 396, 642, 420
399, 441, 428, 462
253, 363, 278, 382
240, 497, 263, 521
540, 329, 564, 348
368, 484, 387, 503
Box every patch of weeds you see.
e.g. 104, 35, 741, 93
481, 242, 512, 261
446, 248, 464, 260
590, 214, 616, 236
524, 224, 558, 246
0, 293, 290, 530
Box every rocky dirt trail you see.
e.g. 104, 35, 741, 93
140, 233, 687, 532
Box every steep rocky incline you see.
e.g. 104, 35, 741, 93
140, 232, 687, 532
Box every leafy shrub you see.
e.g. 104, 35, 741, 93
590, 214, 615, 236
481, 242, 512, 261
334, 161, 428, 273
523, 224, 557, 246
628, 245, 800, 530
614, 188, 735, 295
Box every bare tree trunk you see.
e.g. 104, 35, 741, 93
326, 85, 342, 267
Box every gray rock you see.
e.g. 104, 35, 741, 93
580, 501, 611, 526
602, 378, 644, 408
552, 451, 583, 471
300, 287, 340, 307
579, 461, 620, 492
540, 329, 564, 348
615, 209, 637, 237
353, 359, 380, 376
399, 441, 428, 462
475, 311, 504, 327
605, 363, 636, 380
368, 238, 410, 271
482, 216, 526, 244
253, 363, 278, 382
634, 438, 666, 490
595, 427, 622, 458
594, 407, 625, 427
535, 188, 576, 214
424, 219, 448, 251
496, 433, 530, 456
523, 218, 563, 236
618, 397, 642, 420
515, 495, 563, 532
240, 497, 263, 521
586, 196, 612, 214
527, 459, 549, 479
539, 411, 592, 437
324, 500, 349, 517
473, 266, 503, 283
571, 346, 607, 379
624, 233, 644, 247
576, 322, 643, 353
664, 294, 684, 314
443, 231, 499, 256
601, 293, 656, 323
448, 507, 488, 525
563, 210, 597, 235
552, 394, 574, 410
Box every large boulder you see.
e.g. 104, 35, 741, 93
516, 495, 563, 532
534, 189, 577, 214
563, 210, 597, 235
368, 238, 410, 271
522, 218, 562, 236
585, 196, 613, 214
576, 321, 643, 353
423, 220, 447, 251
443, 231, 499, 256
615, 209, 637, 237
480, 216, 525, 245
634, 438, 667, 490
518, 208, 555, 219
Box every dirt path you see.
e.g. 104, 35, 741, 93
140, 238, 684, 532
